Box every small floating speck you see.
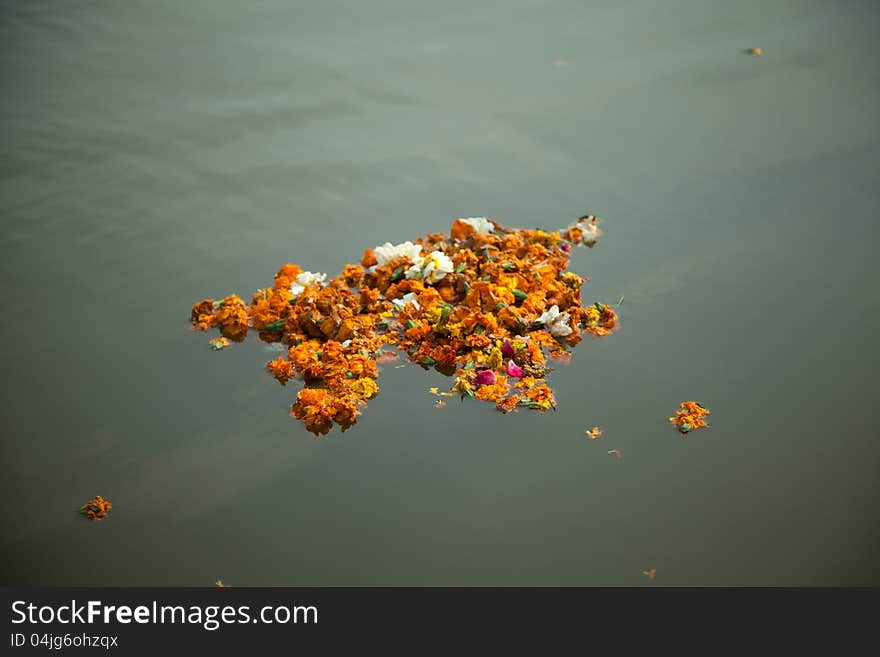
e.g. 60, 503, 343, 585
210, 337, 231, 351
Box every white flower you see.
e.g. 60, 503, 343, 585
573, 215, 601, 244
289, 271, 326, 296
459, 217, 496, 233
391, 292, 420, 311
404, 250, 454, 284
373, 241, 422, 266
537, 305, 573, 337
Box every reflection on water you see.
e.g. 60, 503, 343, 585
1, 0, 879, 585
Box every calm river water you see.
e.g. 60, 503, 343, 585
1, 0, 878, 585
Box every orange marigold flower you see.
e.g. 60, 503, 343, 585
266, 356, 295, 385
80, 495, 112, 520
190, 299, 217, 330
668, 401, 710, 433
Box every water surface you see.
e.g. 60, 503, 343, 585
1, 0, 879, 585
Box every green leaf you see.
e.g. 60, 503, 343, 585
512, 289, 528, 302
465, 388, 475, 398
455, 262, 466, 274
463, 362, 475, 370
474, 326, 484, 334
391, 267, 404, 282
264, 319, 285, 331
501, 262, 516, 272
594, 301, 606, 312
421, 356, 436, 366
406, 319, 417, 330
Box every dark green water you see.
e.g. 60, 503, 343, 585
2, 0, 878, 586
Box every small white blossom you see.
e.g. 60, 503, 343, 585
537, 305, 573, 337
392, 292, 420, 311
289, 271, 327, 296
404, 250, 454, 284
573, 215, 601, 245
460, 217, 496, 233
373, 241, 422, 266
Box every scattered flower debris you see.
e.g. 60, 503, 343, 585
190, 216, 618, 435
79, 496, 112, 520
429, 387, 439, 395
585, 426, 602, 440
215, 580, 231, 588
434, 399, 447, 408
746, 47, 764, 56
669, 401, 711, 434
607, 449, 622, 459
642, 569, 657, 580
209, 337, 231, 351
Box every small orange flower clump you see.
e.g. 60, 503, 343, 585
190, 216, 618, 434
669, 401, 711, 433
79, 496, 112, 520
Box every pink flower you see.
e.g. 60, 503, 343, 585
560, 242, 571, 252
501, 339, 514, 359
474, 369, 497, 386
506, 360, 524, 378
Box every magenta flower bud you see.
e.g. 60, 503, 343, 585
474, 369, 497, 386
506, 360, 524, 378
501, 338, 514, 359
560, 242, 571, 252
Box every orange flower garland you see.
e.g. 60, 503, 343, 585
191, 217, 618, 435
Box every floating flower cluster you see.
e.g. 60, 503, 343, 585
79, 495, 112, 520
190, 216, 618, 435
668, 401, 711, 433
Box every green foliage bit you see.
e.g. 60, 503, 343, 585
455, 262, 467, 274
391, 267, 404, 283
512, 289, 528, 303
264, 319, 285, 331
